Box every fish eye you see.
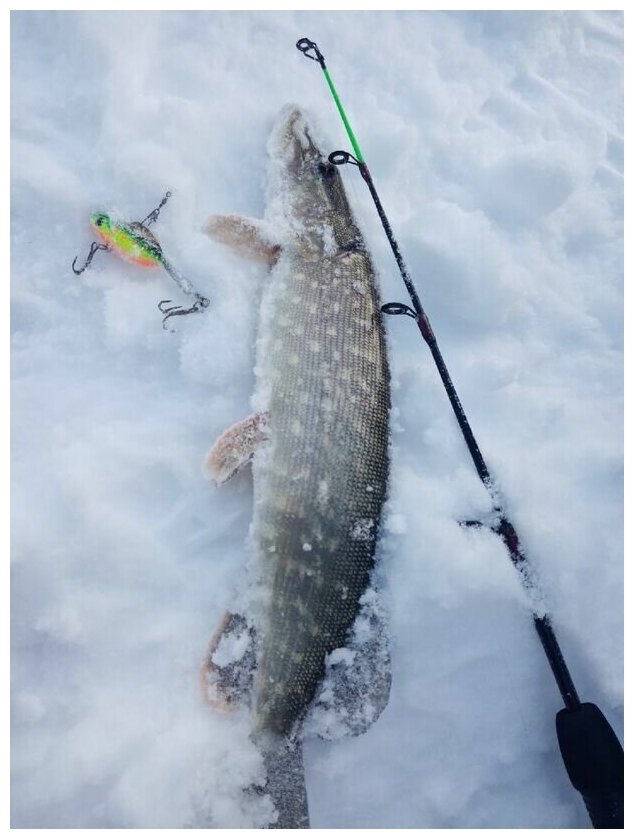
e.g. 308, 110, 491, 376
318, 162, 337, 181
94, 215, 105, 227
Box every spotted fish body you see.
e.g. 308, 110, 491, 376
250, 108, 390, 739
205, 107, 390, 827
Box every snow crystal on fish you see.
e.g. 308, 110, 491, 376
351, 518, 375, 541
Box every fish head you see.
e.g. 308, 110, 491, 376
267, 106, 362, 255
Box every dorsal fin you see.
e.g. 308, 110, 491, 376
303, 582, 391, 740
127, 221, 161, 247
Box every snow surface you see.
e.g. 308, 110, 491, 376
11, 9, 623, 830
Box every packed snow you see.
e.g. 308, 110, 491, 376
11, 10, 623, 829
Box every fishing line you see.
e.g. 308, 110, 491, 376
296, 36, 623, 830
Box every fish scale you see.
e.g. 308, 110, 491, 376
253, 243, 390, 738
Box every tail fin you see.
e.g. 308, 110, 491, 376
260, 735, 310, 829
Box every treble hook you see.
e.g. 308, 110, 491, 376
158, 294, 210, 331
72, 241, 111, 275
141, 190, 172, 227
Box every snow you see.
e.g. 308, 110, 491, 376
10, 9, 623, 830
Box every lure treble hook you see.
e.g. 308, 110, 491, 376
72, 241, 111, 275
158, 294, 210, 331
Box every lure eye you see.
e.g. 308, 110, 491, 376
94, 216, 105, 227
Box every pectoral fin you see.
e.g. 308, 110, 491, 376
204, 215, 281, 267
204, 412, 269, 484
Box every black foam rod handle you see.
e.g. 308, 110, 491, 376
556, 703, 624, 828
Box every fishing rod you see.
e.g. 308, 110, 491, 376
296, 37, 623, 829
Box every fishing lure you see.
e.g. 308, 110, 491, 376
72, 191, 209, 329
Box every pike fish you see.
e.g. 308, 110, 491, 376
202, 106, 390, 828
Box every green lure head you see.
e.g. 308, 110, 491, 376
90, 212, 113, 235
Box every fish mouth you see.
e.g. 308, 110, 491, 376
268, 105, 323, 179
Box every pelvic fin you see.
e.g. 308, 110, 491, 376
204, 412, 269, 484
